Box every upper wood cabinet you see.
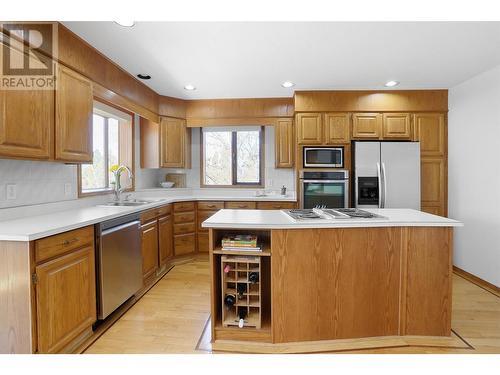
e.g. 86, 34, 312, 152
55, 66, 93, 163
35, 241, 96, 353
296, 113, 322, 145
140, 117, 160, 168
352, 113, 382, 139
0, 89, 54, 159
275, 118, 294, 168
413, 113, 446, 157
160, 117, 191, 168
324, 113, 350, 144
382, 113, 412, 139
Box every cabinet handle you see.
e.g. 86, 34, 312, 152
63, 238, 78, 246
207, 205, 215, 208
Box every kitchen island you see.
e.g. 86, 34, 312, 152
202, 208, 463, 353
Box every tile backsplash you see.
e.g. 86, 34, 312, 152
0, 160, 78, 209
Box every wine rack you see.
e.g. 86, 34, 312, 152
221, 255, 261, 329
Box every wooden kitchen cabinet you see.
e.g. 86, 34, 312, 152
382, 113, 412, 139
55, 65, 93, 163
324, 113, 350, 144
413, 113, 446, 157
173, 202, 196, 255
141, 220, 159, 281
140, 117, 161, 168
158, 214, 173, 267
0, 89, 54, 160
421, 158, 446, 216
296, 113, 323, 145
352, 113, 382, 139
34, 232, 96, 354
275, 118, 294, 168
160, 117, 191, 168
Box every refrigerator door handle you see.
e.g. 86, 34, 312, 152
381, 162, 387, 208
376, 162, 382, 208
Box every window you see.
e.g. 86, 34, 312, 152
79, 102, 133, 195
202, 127, 264, 186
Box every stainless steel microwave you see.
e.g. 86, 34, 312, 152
303, 147, 343, 168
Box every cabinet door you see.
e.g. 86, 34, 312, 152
0, 89, 54, 159
275, 118, 294, 168
382, 113, 411, 139
421, 158, 446, 216
140, 117, 160, 168
158, 215, 173, 267
35, 246, 96, 353
141, 220, 159, 280
352, 113, 382, 139
296, 113, 322, 145
324, 113, 350, 144
160, 117, 190, 168
413, 113, 446, 157
55, 66, 93, 162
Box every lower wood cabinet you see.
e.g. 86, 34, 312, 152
141, 220, 159, 281
34, 227, 96, 354
256, 201, 296, 210
158, 214, 173, 268
174, 233, 196, 255
225, 201, 257, 209
173, 202, 196, 255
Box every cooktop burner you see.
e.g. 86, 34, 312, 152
286, 209, 322, 220
283, 208, 386, 221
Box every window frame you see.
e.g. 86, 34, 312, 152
200, 126, 265, 188
78, 100, 135, 197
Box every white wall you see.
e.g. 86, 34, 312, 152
158, 126, 296, 191
449, 64, 500, 287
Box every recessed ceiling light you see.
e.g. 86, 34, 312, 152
114, 20, 135, 27
384, 80, 400, 87
184, 84, 196, 91
281, 81, 295, 88
137, 74, 151, 80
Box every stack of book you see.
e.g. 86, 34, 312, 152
221, 234, 261, 252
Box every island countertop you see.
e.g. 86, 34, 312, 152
202, 208, 463, 229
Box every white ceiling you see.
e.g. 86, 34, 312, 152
63, 22, 500, 99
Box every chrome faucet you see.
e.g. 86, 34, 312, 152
113, 166, 134, 202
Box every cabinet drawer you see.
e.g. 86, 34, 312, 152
173, 201, 195, 212
256, 201, 297, 210
35, 226, 94, 264
174, 211, 195, 223
174, 233, 196, 255
197, 210, 218, 231
141, 204, 172, 223
197, 201, 224, 210
225, 201, 257, 209
174, 222, 196, 235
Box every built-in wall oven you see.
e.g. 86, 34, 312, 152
299, 170, 349, 209
303, 147, 343, 168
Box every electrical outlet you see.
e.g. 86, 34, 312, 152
64, 183, 72, 197
6, 184, 16, 200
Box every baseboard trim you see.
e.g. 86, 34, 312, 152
453, 266, 500, 298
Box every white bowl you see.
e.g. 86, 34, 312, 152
160, 181, 175, 188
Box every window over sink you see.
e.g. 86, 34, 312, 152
79, 101, 134, 196
201, 126, 264, 187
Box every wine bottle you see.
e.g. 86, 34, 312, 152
224, 294, 236, 308
237, 307, 247, 328
237, 283, 247, 298
248, 272, 259, 284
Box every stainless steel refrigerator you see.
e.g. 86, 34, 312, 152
354, 141, 420, 209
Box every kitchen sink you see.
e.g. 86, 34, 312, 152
99, 199, 163, 207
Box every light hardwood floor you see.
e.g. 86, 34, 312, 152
84, 258, 500, 354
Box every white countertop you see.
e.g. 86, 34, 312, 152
202, 208, 463, 229
0, 193, 296, 242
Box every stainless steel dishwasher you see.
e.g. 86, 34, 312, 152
96, 213, 142, 319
